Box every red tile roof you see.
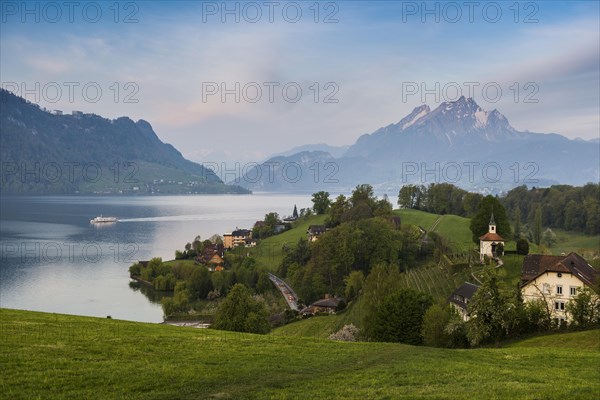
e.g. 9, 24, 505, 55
521, 252, 598, 287
479, 232, 504, 241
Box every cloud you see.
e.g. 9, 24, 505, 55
1, 1, 598, 163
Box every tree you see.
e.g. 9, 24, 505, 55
421, 304, 451, 347
373, 196, 393, 218
514, 207, 522, 240
212, 284, 270, 334
344, 270, 365, 302
516, 238, 529, 255
327, 194, 349, 227
292, 204, 299, 219
350, 184, 377, 210
360, 264, 403, 336
466, 272, 510, 346
188, 266, 213, 300
367, 288, 433, 344
209, 234, 223, 245
469, 195, 512, 243
541, 228, 557, 247
264, 212, 281, 231
533, 205, 542, 245
566, 287, 600, 328
311, 191, 331, 215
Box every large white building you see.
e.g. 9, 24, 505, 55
520, 252, 598, 325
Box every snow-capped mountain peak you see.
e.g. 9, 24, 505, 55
398, 104, 431, 130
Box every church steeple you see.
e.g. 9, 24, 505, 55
489, 212, 496, 234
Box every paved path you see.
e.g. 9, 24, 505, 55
268, 273, 300, 311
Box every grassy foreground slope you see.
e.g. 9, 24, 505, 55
1, 309, 599, 400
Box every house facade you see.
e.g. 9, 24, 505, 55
307, 225, 326, 242
223, 229, 252, 249
300, 296, 345, 316
449, 282, 479, 321
520, 252, 598, 325
479, 213, 504, 262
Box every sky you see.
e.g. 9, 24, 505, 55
2, 1, 599, 165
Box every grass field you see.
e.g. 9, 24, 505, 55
1, 309, 599, 399
549, 229, 600, 256
248, 214, 327, 271
395, 209, 476, 253
393, 209, 439, 230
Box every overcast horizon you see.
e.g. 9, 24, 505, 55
2, 1, 599, 165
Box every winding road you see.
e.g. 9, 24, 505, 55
268, 273, 300, 311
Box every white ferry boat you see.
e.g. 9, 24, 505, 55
90, 216, 118, 224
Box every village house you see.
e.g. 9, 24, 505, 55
300, 296, 345, 316
520, 252, 598, 325
449, 282, 479, 321
195, 243, 225, 271
223, 228, 252, 249
307, 225, 326, 242
479, 213, 504, 262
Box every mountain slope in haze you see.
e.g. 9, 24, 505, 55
228, 150, 340, 193
242, 96, 598, 193
268, 143, 350, 160
0, 89, 249, 195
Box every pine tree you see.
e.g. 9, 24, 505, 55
533, 205, 542, 245
514, 207, 521, 240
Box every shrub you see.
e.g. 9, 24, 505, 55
367, 288, 433, 344
329, 324, 360, 342
421, 304, 451, 347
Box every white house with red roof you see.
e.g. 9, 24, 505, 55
479, 213, 504, 262
520, 252, 598, 325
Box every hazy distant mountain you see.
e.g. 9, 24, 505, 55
0, 89, 249, 195
228, 150, 341, 193
237, 96, 599, 193
268, 143, 350, 160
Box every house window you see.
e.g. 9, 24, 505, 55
554, 301, 565, 311
570, 286, 579, 296
556, 285, 563, 295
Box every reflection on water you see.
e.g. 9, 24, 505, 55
128, 280, 172, 305
0, 194, 311, 322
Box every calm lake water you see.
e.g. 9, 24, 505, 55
0, 194, 311, 322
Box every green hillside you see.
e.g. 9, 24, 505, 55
1, 309, 598, 399
247, 214, 327, 271
394, 209, 475, 252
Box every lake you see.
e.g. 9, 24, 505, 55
0, 194, 311, 322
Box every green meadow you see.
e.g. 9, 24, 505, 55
1, 309, 598, 399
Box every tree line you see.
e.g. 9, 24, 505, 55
503, 184, 600, 235
398, 182, 600, 235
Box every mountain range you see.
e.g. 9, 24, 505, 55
234, 96, 599, 194
0, 89, 248, 195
